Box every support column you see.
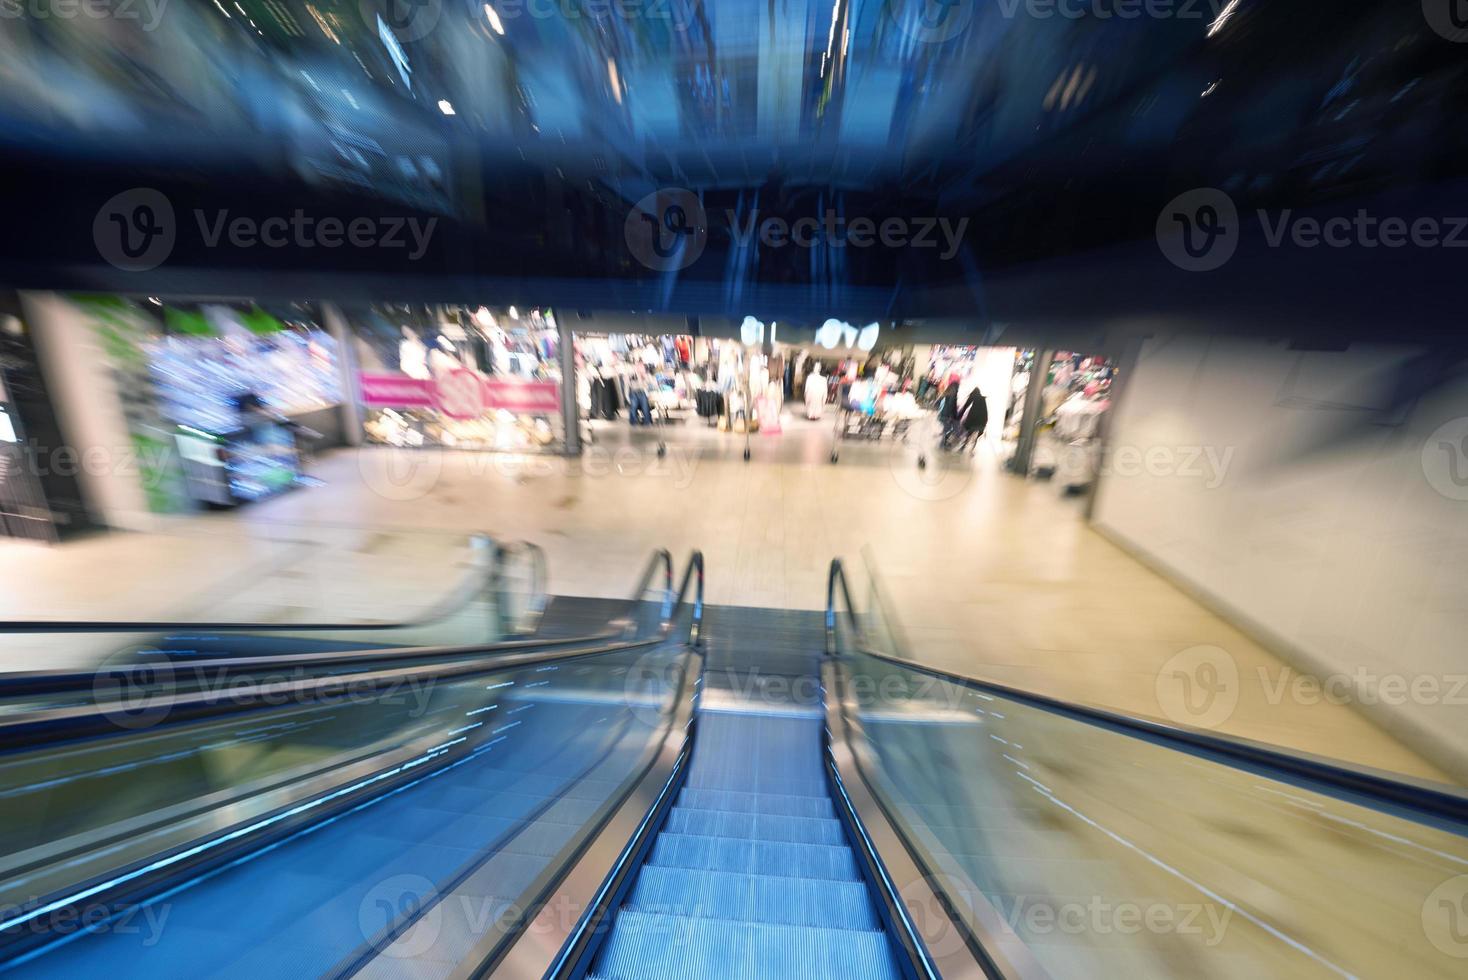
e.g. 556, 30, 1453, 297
556, 311, 581, 456
1007, 346, 1055, 477
321, 303, 363, 447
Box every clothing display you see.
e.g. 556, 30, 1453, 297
359, 305, 565, 452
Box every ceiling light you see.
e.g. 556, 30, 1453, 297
484, 3, 504, 34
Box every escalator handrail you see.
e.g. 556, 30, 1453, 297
500, 539, 550, 635
0, 549, 703, 744
0, 532, 517, 635
673, 549, 705, 650
825, 557, 1468, 828
0, 552, 709, 970
0, 544, 669, 699
474, 549, 704, 978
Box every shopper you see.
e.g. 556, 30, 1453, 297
626, 363, 653, 426
960, 386, 988, 453
937, 377, 961, 450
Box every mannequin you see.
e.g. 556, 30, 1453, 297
399, 327, 429, 380
804, 363, 826, 420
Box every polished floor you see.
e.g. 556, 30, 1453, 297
0, 408, 1450, 784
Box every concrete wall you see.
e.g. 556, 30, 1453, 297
1092, 334, 1468, 775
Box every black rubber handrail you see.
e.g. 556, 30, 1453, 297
826, 557, 1468, 830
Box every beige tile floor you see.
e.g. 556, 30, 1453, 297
0, 408, 1450, 783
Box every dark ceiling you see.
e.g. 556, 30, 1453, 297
1, 0, 1465, 340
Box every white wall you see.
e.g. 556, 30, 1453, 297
21, 293, 158, 532
1093, 334, 1468, 774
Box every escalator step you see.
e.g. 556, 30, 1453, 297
646, 834, 862, 882
588, 911, 901, 980
626, 866, 879, 930
677, 787, 836, 819
682, 772, 830, 798
662, 807, 847, 846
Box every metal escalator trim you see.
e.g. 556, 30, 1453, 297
824, 558, 1468, 832
469, 663, 695, 980
0, 636, 663, 750
326, 699, 645, 976
0, 537, 665, 703
469, 552, 704, 980
0, 629, 624, 700
821, 658, 1048, 980
0, 544, 678, 703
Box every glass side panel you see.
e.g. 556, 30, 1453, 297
836, 579, 1468, 978
0, 640, 686, 980
0, 528, 507, 676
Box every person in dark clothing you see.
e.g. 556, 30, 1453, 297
959, 387, 988, 453
936, 377, 962, 450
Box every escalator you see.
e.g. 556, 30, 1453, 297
2, 549, 1467, 979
